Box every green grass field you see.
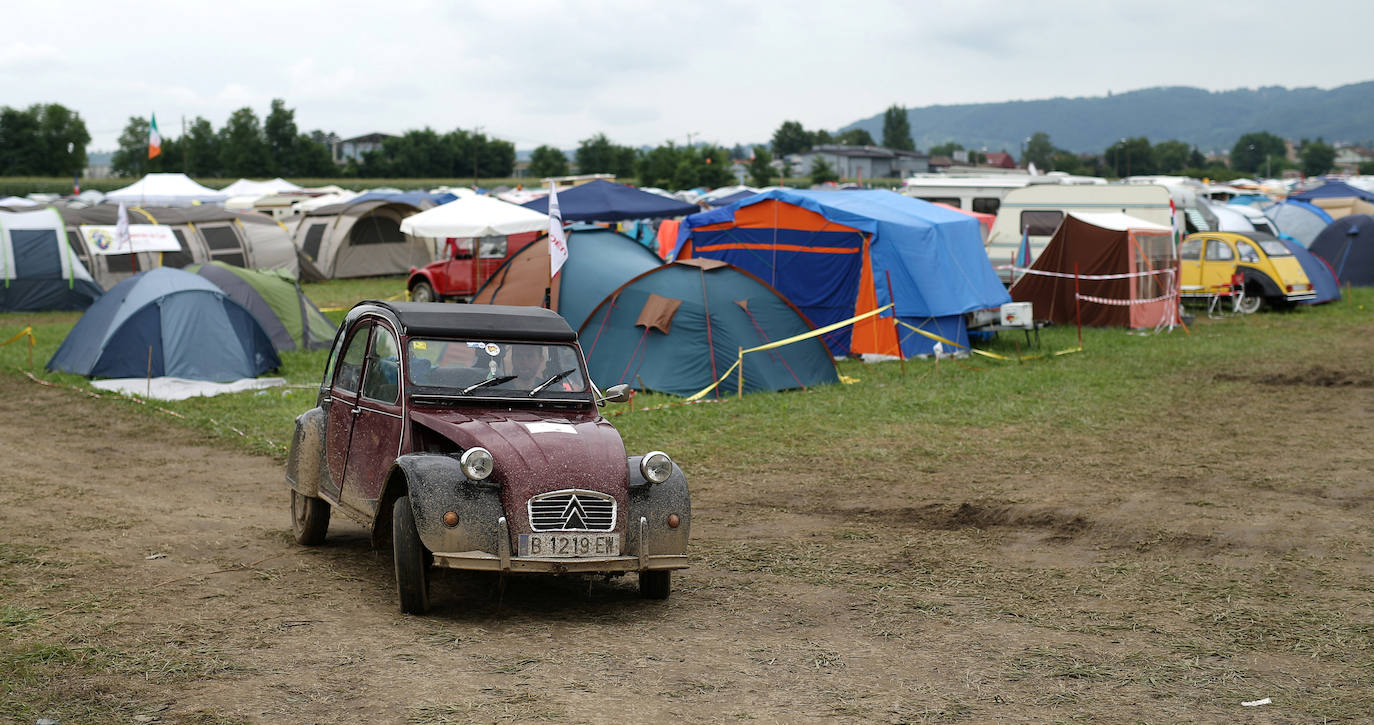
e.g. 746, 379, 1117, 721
1, 277, 1368, 467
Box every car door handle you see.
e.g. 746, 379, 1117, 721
351, 406, 361, 415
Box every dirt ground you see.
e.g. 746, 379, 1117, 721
2, 359, 1372, 724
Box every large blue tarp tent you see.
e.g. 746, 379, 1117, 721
579, 259, 838, 397
1264, 200, 1332, 247
1278, 237, 1341, 304
472, 225, 663, 331
1309, 214, 1374, 286
672, 189, 1010, 358
0, 207, 103, 312
48, 267, 280, 381
522, 180, 699, 222
1290, 181, 1374, 203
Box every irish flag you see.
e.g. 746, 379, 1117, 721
148, 114, 162, 160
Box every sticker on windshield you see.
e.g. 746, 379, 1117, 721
466, 341, 486, 348
485, 343, 501, 356
523, 422, 577, 435
412, 341, 428, 350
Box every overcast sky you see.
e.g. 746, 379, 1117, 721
9, 0, 1374, 153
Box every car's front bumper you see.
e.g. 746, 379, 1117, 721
430, 515, 688, 574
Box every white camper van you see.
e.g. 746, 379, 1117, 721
986, 183, 1217, 281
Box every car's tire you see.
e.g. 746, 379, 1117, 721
393, 495, 431, 614
1237, 292, 1263, 315
639, 570, 671, 600
290, 489, 330, 546
410, 281, 437, 303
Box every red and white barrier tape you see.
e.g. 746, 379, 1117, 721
1074, 291, 1177, 307
996, 264, 1174, 281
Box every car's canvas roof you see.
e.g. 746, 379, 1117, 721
370, 301, 577, 342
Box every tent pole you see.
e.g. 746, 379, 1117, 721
146, 346, 153, 398
1074, 262, 1083, 349
884, 269, 904, 377
736, 347, 744, 399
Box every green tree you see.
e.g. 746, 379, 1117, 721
1024, 132, 1055, 170
111, 116, 151, 177
809, 156, 839, 185
182, 117, 221, 177
576, 133, 636, 176
928, 141, 964, 157
0, 106, 43, 175
637, 142, 682, 188
1153, 139, 1191, 173
836, 128, 875, 146
770, 121, 812, 156
813, 129, 832, 146
1105, 137, 1155, 177
696, 144, 734, 188
293, 134, 337, 176
881, 104, 914, 151
264, 99, 298, 176
1299, 138, 1335, 177
218, 107, 271, 177
1189, 147, 1207, 169
1230, 131, 1286, 175
1360, 160, 1374, 175
529, 144, 569, 178
1049, 150, 1082, 175
36, 104, 89, 177
748, 145, 774, 187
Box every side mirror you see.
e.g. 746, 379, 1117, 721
598, 383, 632, 405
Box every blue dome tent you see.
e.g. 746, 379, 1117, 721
1309, 214, 1374, 287
48, 267, 280, 381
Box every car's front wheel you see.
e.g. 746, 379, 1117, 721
393, 495, 431, 614
290, 489, 330, 545
639, 570, 671, 600
410, 281, 437, 303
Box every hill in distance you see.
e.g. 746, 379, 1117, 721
842, 81, 1374, 155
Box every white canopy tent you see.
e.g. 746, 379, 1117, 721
220, 177, 303, 197
105, 173, 228, 207
400, 195, 549, 239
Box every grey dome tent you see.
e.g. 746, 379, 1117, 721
0, 207, 103, 311
48, 267, 280, 381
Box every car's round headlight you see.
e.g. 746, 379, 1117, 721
460, 447, 494, 481
640, 451, 672, 484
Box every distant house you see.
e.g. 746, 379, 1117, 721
983, 151, 1017, 169
1334, 144, 1374, 173
928, 155, 954, 172
84, 151, 113, 179
333, 133, 396, 165
790, 145, 930, 179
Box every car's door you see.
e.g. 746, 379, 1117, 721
1201, 237, 1235, 290
340, 323, 405, 516
1179, 237, 1203, 289
324, 320, 371, 499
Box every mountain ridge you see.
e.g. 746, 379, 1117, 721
841, 82, 1374, 155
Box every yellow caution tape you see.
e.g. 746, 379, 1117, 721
838, 375, 860, 384
743, 304, 893, 355
2, 326, 34, 348
684, 356, 741, 402
896, 319, 964, 348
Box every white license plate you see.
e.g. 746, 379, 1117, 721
518, 533, 620, 558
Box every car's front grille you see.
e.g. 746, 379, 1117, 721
527, 490, 616, 531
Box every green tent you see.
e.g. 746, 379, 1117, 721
187, 261, 336, 351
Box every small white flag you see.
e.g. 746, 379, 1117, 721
547, 181, 569, 277
115, 202, 132, 253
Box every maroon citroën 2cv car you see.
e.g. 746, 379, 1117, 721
285, 301, 690, 613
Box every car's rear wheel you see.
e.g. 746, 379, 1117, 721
393, 495, 431, 614
639, 570, 671, 600
1237, 291, 1263, 314
410, 281, 436, 303
290, 489, 330, 545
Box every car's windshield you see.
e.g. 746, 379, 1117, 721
1255, 239, 1292, 257
406, 339, 588, 396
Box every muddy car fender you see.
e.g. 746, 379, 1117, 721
379, 453, 506, 555
626, 456, 691, 559
285, 407, 327, 498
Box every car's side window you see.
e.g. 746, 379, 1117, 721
1179, 238, 1202, 260
1236, 241, 1260, 263
361, 326, 401, 404
1204, 239, 1234, 261
334, 323, 371, 394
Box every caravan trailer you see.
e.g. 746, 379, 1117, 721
986, 184, 1217, 281
901, 172, 1104, 217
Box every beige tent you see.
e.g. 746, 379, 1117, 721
1306, 196, 1374, 220
292, 200, 438, 279
55, 204, 299, 289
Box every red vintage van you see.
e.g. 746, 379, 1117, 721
406, 231, 540, 302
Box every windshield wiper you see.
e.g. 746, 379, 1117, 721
528, 369, 576, 396
462, 375, 517, 394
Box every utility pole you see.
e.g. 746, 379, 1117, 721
686, 131, 698, 148
472, 126, 484, 188
182, 116, 188, 174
